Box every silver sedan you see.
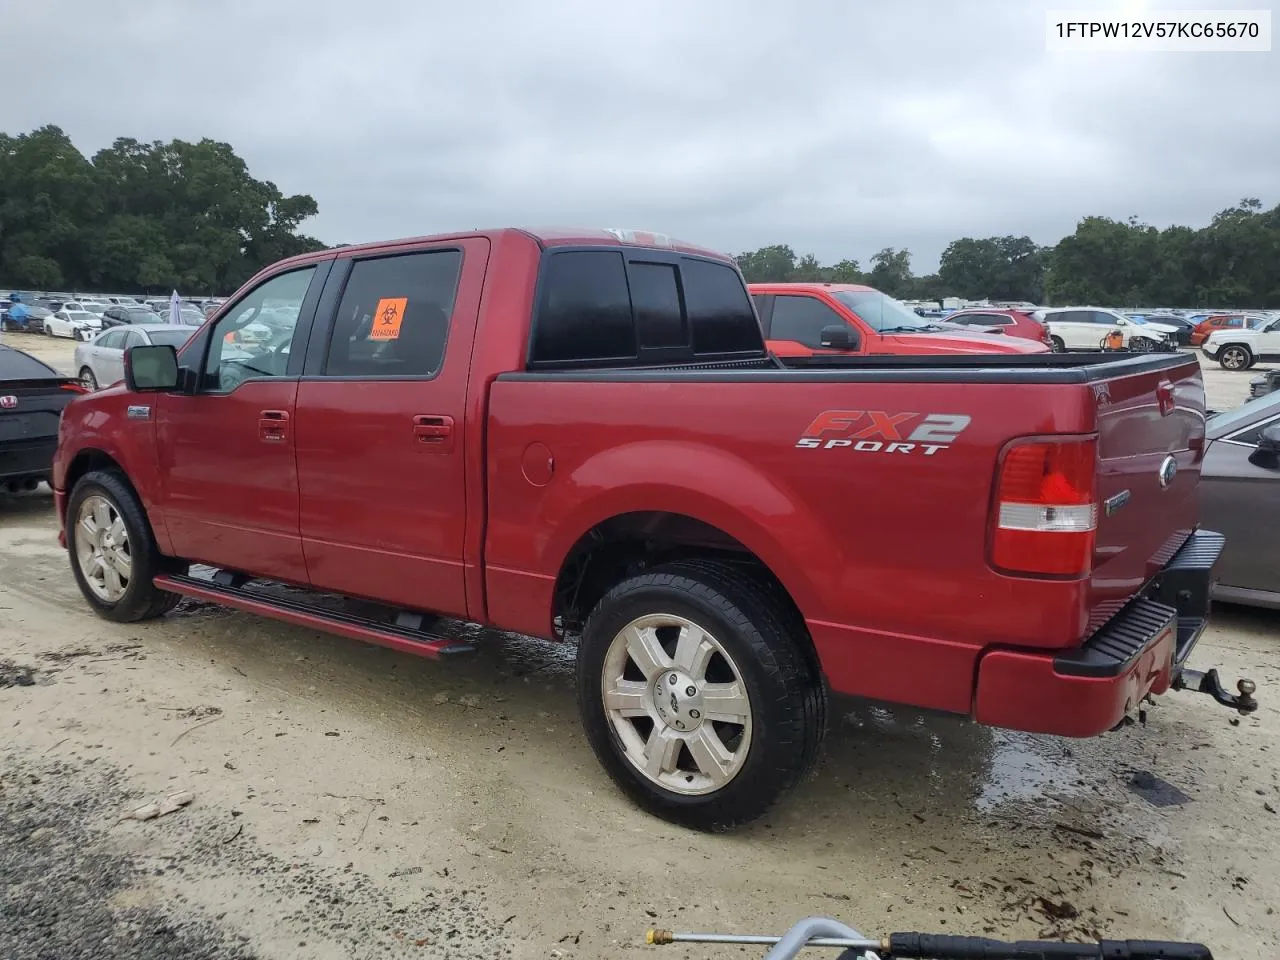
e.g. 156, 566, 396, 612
74, 323, 196, 391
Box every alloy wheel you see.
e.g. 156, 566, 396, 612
600, 614, 753, 796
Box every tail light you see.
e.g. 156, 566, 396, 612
61, 382, 89, 394
990, 436, 1098, 577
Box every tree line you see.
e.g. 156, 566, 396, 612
0, 124, 325, 295
738, 198, 1280, 308
4, 124, 1277, 307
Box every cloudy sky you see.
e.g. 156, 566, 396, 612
5, 0, 1277, 270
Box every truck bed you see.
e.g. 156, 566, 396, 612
484, 350, 1205, 715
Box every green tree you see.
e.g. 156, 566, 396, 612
0, 125, 323, 294
735, 244, 798, 282
939, 236, 1045, 302
868, 247, 913, 296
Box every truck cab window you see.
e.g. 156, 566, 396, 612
532, 250, 637, 364
629, 261, 685, 348
769, 295, 844, 348
203, 266, 318, 393
322, 249, 463, 378
681, 257, 763, 355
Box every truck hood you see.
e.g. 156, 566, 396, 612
878, 330, 1048, 354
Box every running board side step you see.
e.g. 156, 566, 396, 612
153, 573, 476, 659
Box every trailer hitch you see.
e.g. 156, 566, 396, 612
1172, 667, 1258, 715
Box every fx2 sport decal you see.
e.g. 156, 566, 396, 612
796, 410, 972, 455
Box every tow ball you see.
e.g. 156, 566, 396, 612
1172, 668, 1258, 715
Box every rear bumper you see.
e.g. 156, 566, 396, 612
974, 529, 1225, 737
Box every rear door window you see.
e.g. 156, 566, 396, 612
322, 249, 463, 378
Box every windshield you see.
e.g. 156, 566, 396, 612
831, 290, 934, 332
146, 329, 196, 348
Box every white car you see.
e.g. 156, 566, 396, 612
1034, 307, 1180, 352
74, 323, 196, 391
1203, 316, 1280, 370
45, 306, 103, 340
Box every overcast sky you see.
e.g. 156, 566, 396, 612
5, 0, 1277, 270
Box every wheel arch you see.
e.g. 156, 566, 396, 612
63, 449, 175, 556
485, 440, 843, 643
550, 509, 813, 650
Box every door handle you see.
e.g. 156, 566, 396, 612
413, 414, 455, 451
259, 409, 289, 442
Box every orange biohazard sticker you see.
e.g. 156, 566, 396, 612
370, 297, 407, 340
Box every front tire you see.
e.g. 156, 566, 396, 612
79, 367, 98, 391
577, 559, 826, 830
66, 469, 184, 622
1219, 345, 1251, 370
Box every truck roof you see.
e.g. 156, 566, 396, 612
269, 227, 735, 273
748, 282, 878, 293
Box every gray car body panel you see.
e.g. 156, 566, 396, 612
1201, 391, 1280, 607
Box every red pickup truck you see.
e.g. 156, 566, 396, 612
52, 227, 1255, 829
750, 282, 1050, 358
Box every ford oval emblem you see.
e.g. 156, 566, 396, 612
1158, 455, 1177, 489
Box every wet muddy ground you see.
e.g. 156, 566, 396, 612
1, 333, 1277, 959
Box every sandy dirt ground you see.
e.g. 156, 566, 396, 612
2, 332, 1277, 960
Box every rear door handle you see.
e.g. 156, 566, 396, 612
413, 414, 455, 452
259, 409, 289, 442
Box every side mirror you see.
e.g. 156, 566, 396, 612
819, 324, 858, 350
1116, 318, 1129, 326
1250, 424, 1280, 467
124, 344, 179, 392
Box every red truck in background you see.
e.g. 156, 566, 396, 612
52, 227, 1257, 830
750, 282, 1051, 359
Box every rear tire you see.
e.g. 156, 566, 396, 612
1219, 345, 1251, 370
66, 469, 185, 622
577, 559, 826, 830
1050, 336, 1065, 352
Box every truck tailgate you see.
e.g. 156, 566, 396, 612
1087, 356, 1205, 632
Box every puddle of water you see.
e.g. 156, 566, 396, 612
976, 731, 1083, 811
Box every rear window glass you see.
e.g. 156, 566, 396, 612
629, 261, 686, 348
0, 346, 57, 379
147, 329, 196, 348
530, 250, 763, 367
681, 257, 763, 354
532, 250, 637, 364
